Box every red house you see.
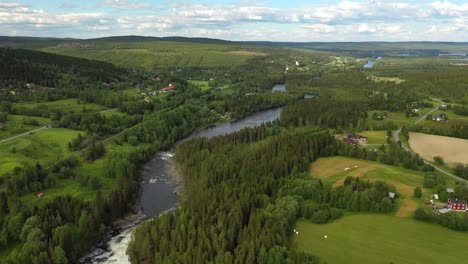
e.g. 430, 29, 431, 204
160, 84, 174, 93
448, 199, 467, 211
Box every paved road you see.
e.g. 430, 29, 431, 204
393, 105, 468, 183
0, 125, 49, 144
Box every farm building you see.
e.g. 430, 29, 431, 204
447, 199, 467, 211
342, 134, 367, 145
388, 192, 396, 199
160, 84, 175, 93
432, 113, 447, 122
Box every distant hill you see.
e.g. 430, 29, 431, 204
0, 47, 126, 86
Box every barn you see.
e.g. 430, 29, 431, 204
447, 199, 467, 211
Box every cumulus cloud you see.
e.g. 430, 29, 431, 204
1, 0, 468, 41
102, 0, 156, 10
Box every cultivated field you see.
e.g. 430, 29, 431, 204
293, 214, 468, 264
309, 156, 442, 217
409, 132, 468, 165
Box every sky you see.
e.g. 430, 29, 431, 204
1, 0, 468, 41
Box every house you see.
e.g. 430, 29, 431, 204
447, 188, 454, 194
432, 113, 447, 122
343, 138, 357, 145
160, 84, 175, 93
388, 192, 396, 199
37, 192, 44, 198
447, 199, 467, 211
440, 104, 448, 110
411, 108, 420, 114
295, 61, 300, 66
26, 83, 35, 89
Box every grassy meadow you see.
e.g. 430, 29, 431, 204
14, 98, 107, 113
42, 41, 269, 68
189, 80, 211, 90
309, 156, 455, 217
293, 214, 468, 264
359, 130, 388, 145
0, 114, 50, 140
0, 128, 82, 176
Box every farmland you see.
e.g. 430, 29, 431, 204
0, 114, 50, 140
409, 132, 468, 165
358, 130, 388, 145
0, 128, 82, 176
309, 156, 451, 217
293, 214, 468, 264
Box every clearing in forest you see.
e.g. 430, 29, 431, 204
409, 132, 468, 165
309, 156, 434, 217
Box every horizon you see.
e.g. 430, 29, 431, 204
3, 35, 468, 44
1, 0, 468, 42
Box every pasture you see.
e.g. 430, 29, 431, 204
293, 214, 468, 264
0, 128, 82, 175
309, 156, 443, 217
0, 114, 50, 140
189, 80, 210, 91
409, 132, 468, 165
359, 130, 388, 145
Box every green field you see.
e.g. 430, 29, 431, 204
0, 128, 82, 175
189, 80, 211, 90
14, 98, 107, 113
293, 214, 468, 264
309, 156, 455, 217
359, 130, 388, 145
42, 41, 269, 68
0, 114, 50, 140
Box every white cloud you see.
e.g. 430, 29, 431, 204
102, 0, 155, 10
0, 0, 467, 41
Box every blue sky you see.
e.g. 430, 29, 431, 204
1, 0, 468, 41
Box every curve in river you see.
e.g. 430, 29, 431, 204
85, 107, 283, 263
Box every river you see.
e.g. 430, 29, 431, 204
83, 107, 283, 263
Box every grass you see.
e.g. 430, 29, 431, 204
0, 128, 82, 175
293, 214, 468, 264
309, 156, 456, 217
0, 115, 50, 140
189, 80, 211, 91
14, 98, 107, 113
359, 130, 388, 145
370, 75, 405, 84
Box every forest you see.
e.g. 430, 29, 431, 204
0, 40, 467, 264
